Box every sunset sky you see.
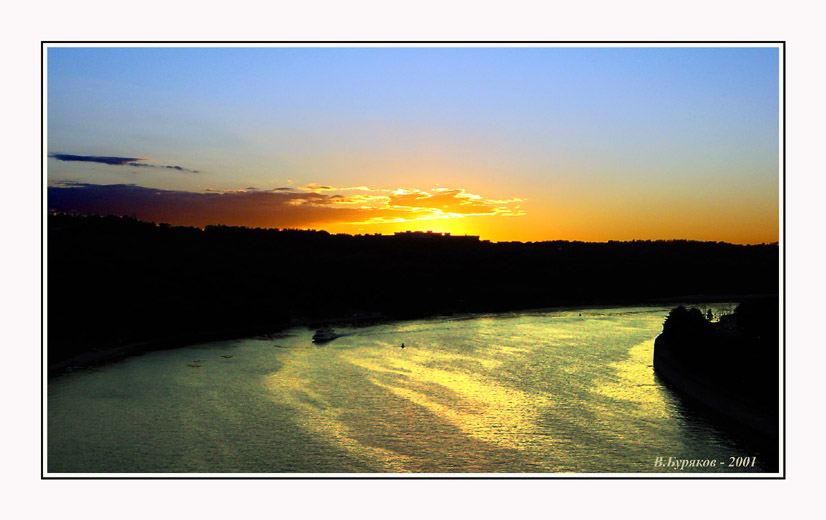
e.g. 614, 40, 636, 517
46, 45, 780, 243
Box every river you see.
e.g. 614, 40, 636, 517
47, 304, 775, 474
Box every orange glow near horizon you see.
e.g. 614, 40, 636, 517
48, 179, 779, 245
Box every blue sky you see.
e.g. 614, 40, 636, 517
47, 45, 780, 242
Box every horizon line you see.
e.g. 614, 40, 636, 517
47, 211, 779, 247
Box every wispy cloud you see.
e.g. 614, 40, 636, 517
298, 183, 373, 193
47, 182, 525, 229
49, 154, 142, 166
49, 153, 198, 173
298, 183, 336, 193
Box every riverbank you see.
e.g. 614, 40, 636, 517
48, 296, 760, 376
48, 326, 272, 375
47, 214, 779, 373
652, 299, 780, 470
48, 311, 396, 375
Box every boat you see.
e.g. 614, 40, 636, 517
312, 327, 341, 343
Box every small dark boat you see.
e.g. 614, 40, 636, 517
312, 327, 341, 343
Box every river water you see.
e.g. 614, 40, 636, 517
47, 304, 775, 474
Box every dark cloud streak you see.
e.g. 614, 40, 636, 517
47, 183, 368, 228
49, 153, 198, 173
50, 154, 142, 166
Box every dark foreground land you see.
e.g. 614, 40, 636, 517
654, 299, 780, 471
47, 213, 779, 369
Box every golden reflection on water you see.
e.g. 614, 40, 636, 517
352, 350, 556, 452
256, 306, 748, 472
265, 348, 413, 471
595, 339, 671, 418
264, 339, 562, 471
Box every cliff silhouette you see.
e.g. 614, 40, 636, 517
47, 213, 779, 368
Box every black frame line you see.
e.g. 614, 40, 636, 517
40, 40, 786, 480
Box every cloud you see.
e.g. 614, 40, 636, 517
47, 182, 525, 229
298, 183, 336, 192
49, 153, 198, 173
50, 154, 142, 166
298, 183, 373, 193
366, 187, 525, 223
163, 165, 198, 173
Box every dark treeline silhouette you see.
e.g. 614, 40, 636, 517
48, 213, 779, 366
657, 300, 779, 407
654, 298, 780, 470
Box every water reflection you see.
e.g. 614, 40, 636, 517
49, 305, 772, 473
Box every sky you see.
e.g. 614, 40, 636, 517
46, 45, 780, 243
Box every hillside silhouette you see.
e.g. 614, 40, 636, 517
47, 213, 779, 366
